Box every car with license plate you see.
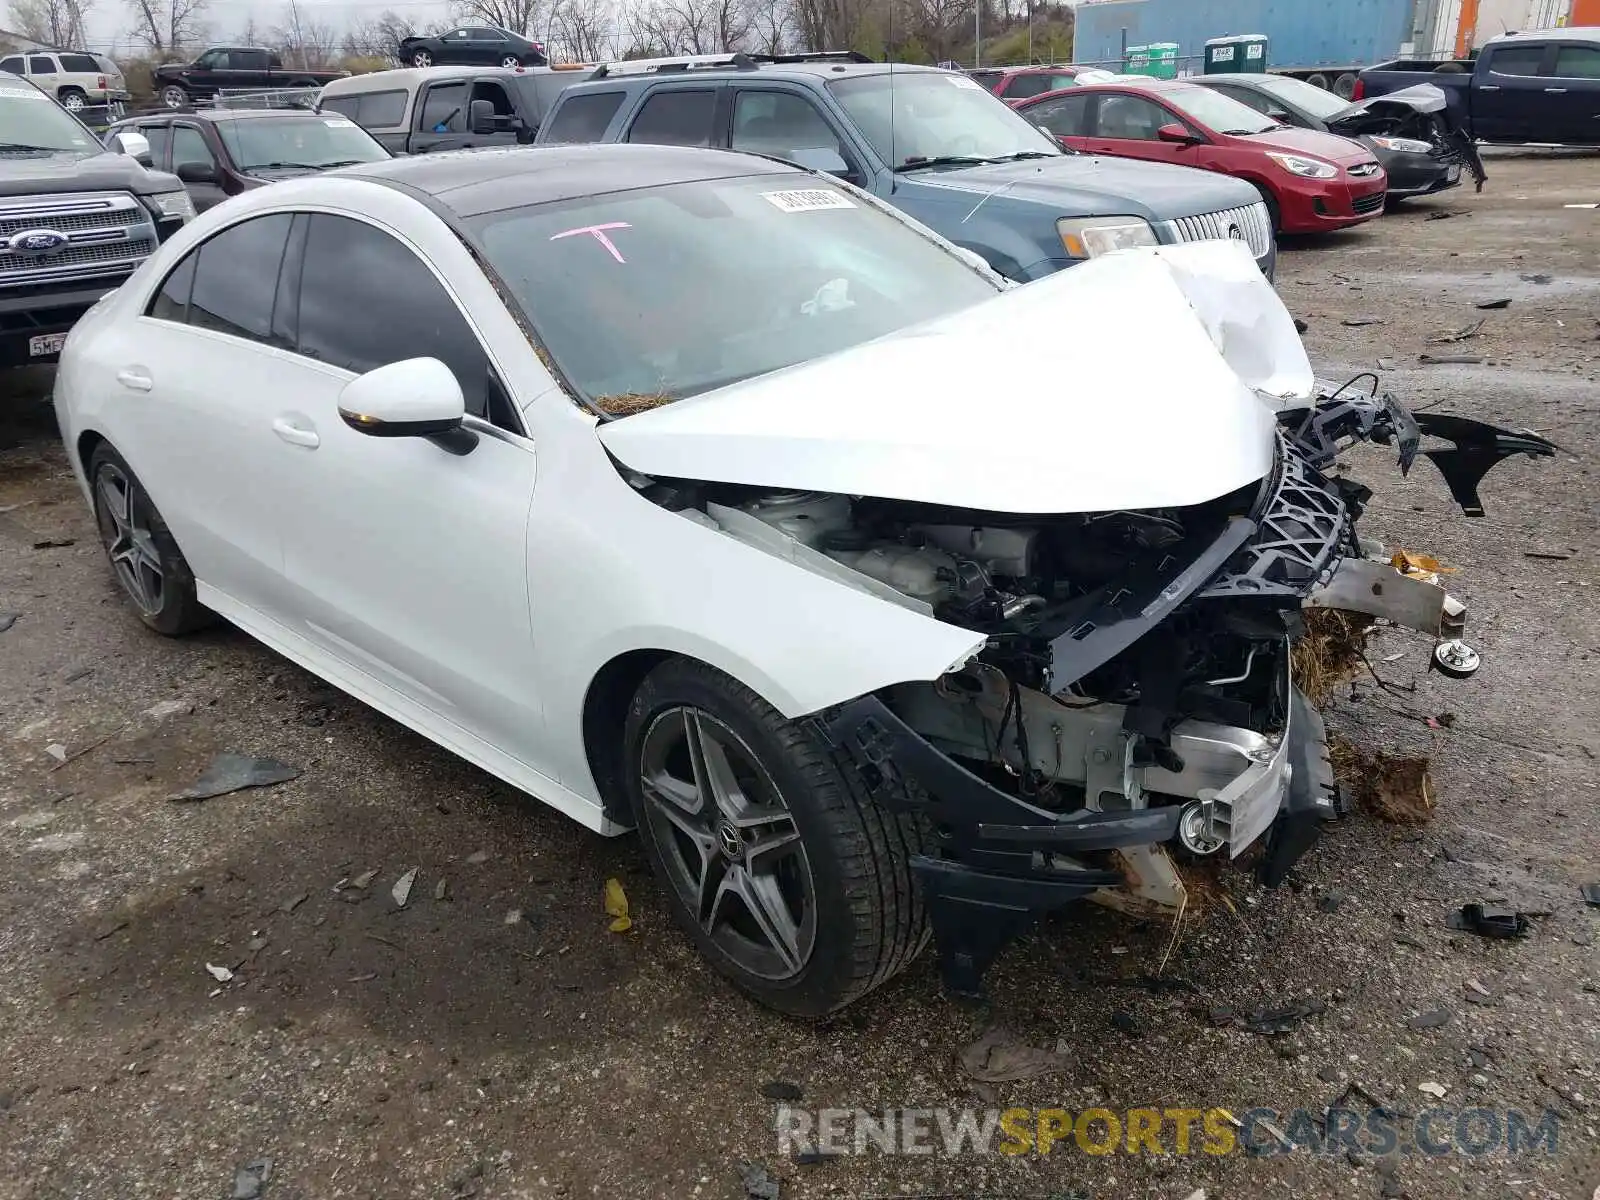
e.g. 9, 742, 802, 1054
53, 144, 1552, 1014
1016, 78, 1389, 234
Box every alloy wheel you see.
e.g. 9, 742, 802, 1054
637, 707, 817, 981
161, 86, 186, 108
62, 93, 85, 111
412, 50, 432, 67
500, 55, 521, 67
93, 461, 165, 616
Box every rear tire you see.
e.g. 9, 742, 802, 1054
88, 444, 214, 637
500, 54, 522, 68
160, 84, 188, 109
622, 657, 930, 1016
1334, 72, 1358, 98
58, 86, 87, 112
1305, 72, 1330, 91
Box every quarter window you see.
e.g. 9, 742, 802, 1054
626, 88, 717, 146
148, 251, 197, 323
294, 214, 493, 420
184, 214, 294, 343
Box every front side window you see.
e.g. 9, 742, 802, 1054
216, 115, 388, 170
731, 90, 852, 171
542, 91, 623, 142
420, 82, 467, 132
829, 71, 1059, 169
1553, 45, 1600, 78
626, 88, 718, 146
141, 123, 172, 166
1486, 44, 1546, 76
195, 49, 227, 69
1253, 74, 1353, 120
1094, 94, 1176, 139
295, 214, 492, 419
467, 173, 1000, 412
170, 125, 215, 171
185, 214, 293, 343
471, 79, 514, 116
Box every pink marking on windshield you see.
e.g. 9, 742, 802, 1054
548, 221, 632, 263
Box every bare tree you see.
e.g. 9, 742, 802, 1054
342, 9, 420, 61
745, 0, 792, 53
125, 0, 210, 55
9, 0, 94, 47
552, 0, 614, 61
451, 0, 544, 37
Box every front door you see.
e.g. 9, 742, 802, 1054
170, 123, 229, 210
411, 79, 472, 151
1086, 91, 1188, 164
270, 212, 544, 758
1472, 40, 1552, 141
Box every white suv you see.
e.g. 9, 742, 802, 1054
0, 50, 128, 115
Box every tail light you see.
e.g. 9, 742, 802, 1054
1351, 78, 1365, 100
97, 75, 106, 88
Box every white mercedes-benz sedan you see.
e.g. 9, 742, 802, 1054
55, 144, 1551, 1015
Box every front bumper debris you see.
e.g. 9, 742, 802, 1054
827, 690, 1334, 998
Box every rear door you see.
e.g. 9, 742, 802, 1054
620, 84, 727, 147
228, 48, 273, 90
1546, 41, 1600, 145
1473, 40, 1551, 141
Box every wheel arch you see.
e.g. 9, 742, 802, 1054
76, 428, 107, 476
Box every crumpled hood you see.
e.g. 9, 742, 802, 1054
599, 240, 1311, 515
903, 153, 1256, 218
1328, 82, 1450, 125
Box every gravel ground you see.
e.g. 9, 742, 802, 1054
1, 150, 1597, 1200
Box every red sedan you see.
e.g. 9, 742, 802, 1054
1014, 78, 1387, 234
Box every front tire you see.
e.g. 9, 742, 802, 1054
410, 49, 433, 68
160, 84, 189, 109
1251, 180, 1284, 233
623, 658, 930, 1017
89, 444, 214, 636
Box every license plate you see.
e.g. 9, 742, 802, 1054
1446, 165, 1461, 182
28, 333, 66, 357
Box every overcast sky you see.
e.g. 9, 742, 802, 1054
74, 0, 483, 54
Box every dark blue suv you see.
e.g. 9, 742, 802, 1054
536, 52, 1275, 281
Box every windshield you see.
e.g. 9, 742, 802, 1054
468, 173, 1000, 413
1160, 85, 1280, 134
829, 71, 1061, 169
0, 88, 97, 152
216, 114, 388, 170
1253, 74, 1352, 120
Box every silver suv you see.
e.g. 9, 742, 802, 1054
0, 51, 129, 116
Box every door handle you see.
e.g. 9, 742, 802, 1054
271, 415, 320, 448
1544, 87, 1568, 94
1480, 84, 1500, 90
116, 367, 152, 391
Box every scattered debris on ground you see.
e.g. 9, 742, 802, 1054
760, 1080, 803, 1102
1447, 904, 1531, 939
1581, 884, 1600, 907
603, 877, 632, 933
1293, 610, 1376, 707
1332, 740, 1436, 825
230, 1158, 272, 1200
958, 1026, 1070, 1082
1418, 353, 1485, 365
1475, 297, 1512, 310
739, 1160, 781, 1200
1406, 1007, 1452, 1030
391, 867, 418, 908
169, 754, 301, 802
1429, 319, 1485, 343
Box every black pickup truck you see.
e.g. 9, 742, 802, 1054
1357, 27, 1600, 145
153, 46, 346, 111
0, 72, 191, 370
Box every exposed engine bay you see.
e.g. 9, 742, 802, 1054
1327, 82, 1487, 192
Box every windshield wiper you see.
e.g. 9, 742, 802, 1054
987, 150, 1057, 161
0, 142, 66, 152
318, 159, 366, 169
892, 155, 1000, 172
247, 161, 321, 170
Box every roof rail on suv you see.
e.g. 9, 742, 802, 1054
590, 50, 870, 78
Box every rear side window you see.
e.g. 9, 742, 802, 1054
186, 215, 293, 343
626, 89, 717, 146
359, 89, 407, 126
59, 54, 102, 72
1028, 92, 1091, 137
419, 81, 467, 132
1485, 44, 1545, 76
295, 214, 491, 419
543, 91, 623, 142
1553, 45, 1600, 78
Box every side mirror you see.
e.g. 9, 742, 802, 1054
337, 357, 477, 455
788, 146, 851, 177
1157, 122, 1199, 144
114, 130, 152, 166
175, 160, 217, 184
1265, 107, 1291, 121
469, 98, 496, 135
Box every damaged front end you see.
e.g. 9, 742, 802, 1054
1327, 82, 1487, 193
820, 395, 1554, 995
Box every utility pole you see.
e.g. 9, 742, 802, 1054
974, 0, 981, 67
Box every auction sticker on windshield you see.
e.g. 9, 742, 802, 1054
323, 117, 356, 127
762, 189, 856, 213
947, 75, 983, 89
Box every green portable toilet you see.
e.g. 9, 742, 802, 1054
1123, 44, 1151, 74
1145, 42, 1179, 78
1204, 33, 1269, 74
